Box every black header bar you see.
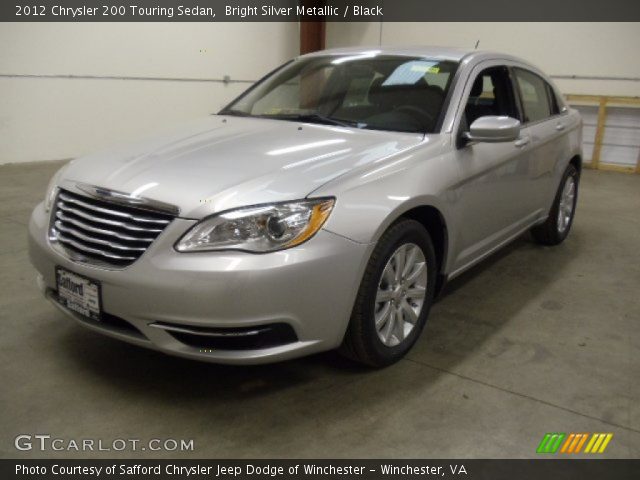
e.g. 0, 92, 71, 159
2, 0, 640, 22
3, 459, 639, 480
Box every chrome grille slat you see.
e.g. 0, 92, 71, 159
55, 211, 156, 242
58, 192, 171, 224
56, 233, 138, 261
51, 189, 175, 267
56, 201, 164, 233
55, 221, 147, 252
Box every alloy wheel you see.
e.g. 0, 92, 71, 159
557, 176, 576, 233
374, 243, 428, 347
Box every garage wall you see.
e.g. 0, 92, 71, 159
326, 22, 640, 169
0, 23, 299, 164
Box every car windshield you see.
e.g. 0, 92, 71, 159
221, 54, 458, 134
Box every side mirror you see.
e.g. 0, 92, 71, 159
464, 116, 521, 143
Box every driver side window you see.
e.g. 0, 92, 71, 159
465, 66, 519, 127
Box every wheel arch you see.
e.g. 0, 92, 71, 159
569, 154, 582, 176
397, 205, 449, 297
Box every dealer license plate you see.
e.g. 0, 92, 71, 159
55, 266, 102, 321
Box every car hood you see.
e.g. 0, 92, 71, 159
59, 116, 424, 218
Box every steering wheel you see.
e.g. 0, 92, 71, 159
394, 105, 436, 130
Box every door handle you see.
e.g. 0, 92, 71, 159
556, 123, 566, 131
514, 136, 530, 148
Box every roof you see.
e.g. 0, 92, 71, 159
299, 46, 532, 67
300, 45, 477, 62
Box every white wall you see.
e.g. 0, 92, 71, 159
326, 22, 640, 97
0, 23, 299, 163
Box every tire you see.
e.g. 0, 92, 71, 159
531, 164, 579, 246
340, 219, 437, 367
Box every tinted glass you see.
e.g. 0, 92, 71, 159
465, 66, 518, 126
514, 68, 553, 123
222, 55, 458, 133
546, 83, 561, 115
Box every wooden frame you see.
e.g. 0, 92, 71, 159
299, 0, 326, 55
565, 94, 640, 174
300, 21, 325, 55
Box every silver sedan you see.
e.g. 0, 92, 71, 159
29, 47, 582, 366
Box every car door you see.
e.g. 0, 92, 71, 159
512, 67, 570, 214
449, 63, 535, 274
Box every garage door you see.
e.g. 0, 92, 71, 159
571, 103, 640, 170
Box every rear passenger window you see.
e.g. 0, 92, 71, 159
546, 83, 561, 115
514, 68, 554, 123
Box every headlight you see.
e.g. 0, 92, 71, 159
175, 198, 335, 253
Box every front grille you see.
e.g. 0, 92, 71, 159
50, 189, 174, 267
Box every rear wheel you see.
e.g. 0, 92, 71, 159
531, 164, 579, 245
340, 219, 436, 367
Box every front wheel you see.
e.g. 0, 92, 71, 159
531, 164, 579, 246
340, 219, 436, 367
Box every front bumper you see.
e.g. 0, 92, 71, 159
28, 202, 371, 364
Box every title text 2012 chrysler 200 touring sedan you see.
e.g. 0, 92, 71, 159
29, 47, 582, 367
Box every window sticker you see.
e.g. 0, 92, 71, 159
383, 61, 438, 85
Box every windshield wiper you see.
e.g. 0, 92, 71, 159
264, 112, 358, 128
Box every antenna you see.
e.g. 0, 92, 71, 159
475, 40, 480, 50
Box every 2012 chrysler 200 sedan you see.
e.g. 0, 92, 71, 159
29, 47, 582, 367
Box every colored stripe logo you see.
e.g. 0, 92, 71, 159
537, 433, 566, 453
537, 433, 613, 454
584, 433, 614, 453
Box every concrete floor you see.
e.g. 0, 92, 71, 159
1, 161, 639, 459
